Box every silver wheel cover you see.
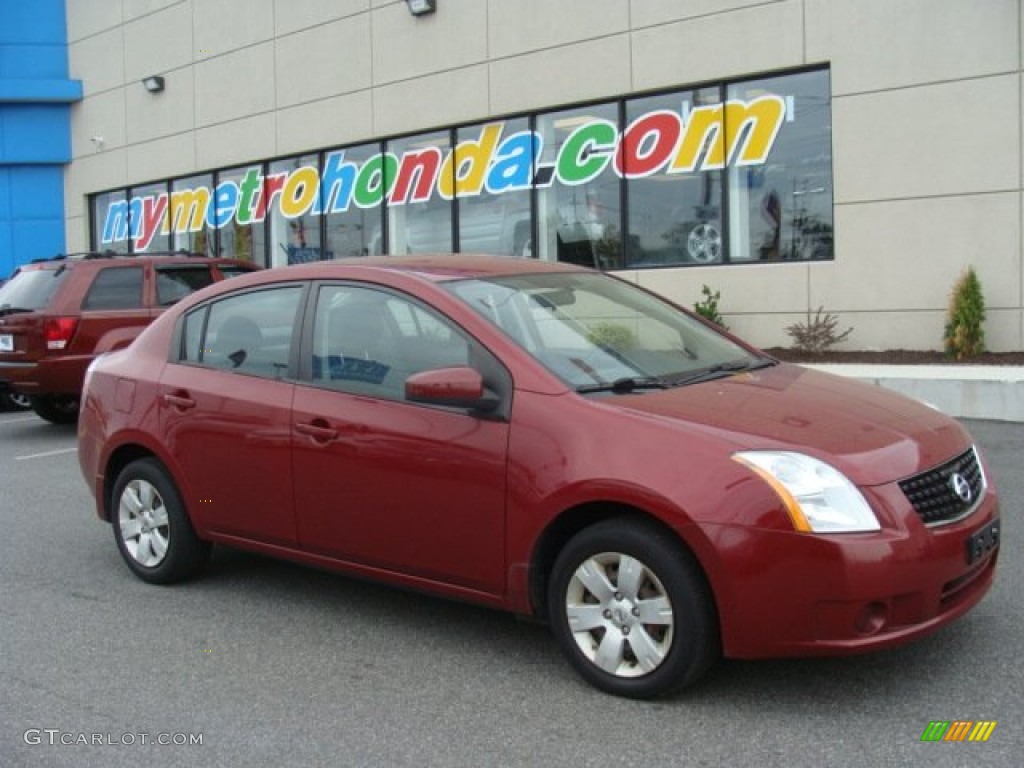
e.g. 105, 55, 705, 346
687, 223, 722, 263
565, 552, 674, 678
118, 479, 170, 568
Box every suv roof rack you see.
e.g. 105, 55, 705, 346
31, 250, 210, 264
80, 250, 209, 260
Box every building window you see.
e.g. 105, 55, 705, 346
91, 190, 129, 254
127, 182, 170, 252
727, 70, 833, 262
456, 118, 533, 257
89, 67, 832, 270
625, 87, 724, 267
215, 165, 266, 265
323, 143, 382, 258
269, 154, 323, 267
171, 174, 215, 256
535, 103, 620, 269
386, 130, 452, 255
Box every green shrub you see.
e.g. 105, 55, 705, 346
694, 285, 727, 329
944, 267, 986, 359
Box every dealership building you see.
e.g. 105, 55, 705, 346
19, 0, 1023, 351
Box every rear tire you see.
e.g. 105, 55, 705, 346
1, 390, 31, 411
111, 458, 210, 584
547, 518, 719, 698
30, 394, 80, 424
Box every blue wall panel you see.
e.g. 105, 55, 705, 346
0, 0, 81, 273
0, 104, 72, 162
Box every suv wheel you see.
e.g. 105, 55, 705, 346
1, 391, 32, 411
30, 394, 81, 424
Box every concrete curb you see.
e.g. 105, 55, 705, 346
804, 364, 1024, 423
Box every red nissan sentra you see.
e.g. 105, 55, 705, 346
77, 255, 1000, 698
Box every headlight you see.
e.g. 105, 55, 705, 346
733, 451, 880, 533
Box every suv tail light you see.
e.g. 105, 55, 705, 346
44, 317, 79, 351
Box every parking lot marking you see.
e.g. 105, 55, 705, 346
15, 447, 78, 461
0, 416, 40, 425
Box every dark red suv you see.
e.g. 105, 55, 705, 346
0, 252, 259, 423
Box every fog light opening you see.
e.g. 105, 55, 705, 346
854, 602, 888, 636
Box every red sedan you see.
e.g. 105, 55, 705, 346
78, 255, 1000, 698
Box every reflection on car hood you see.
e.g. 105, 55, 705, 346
605, 363, 969, 486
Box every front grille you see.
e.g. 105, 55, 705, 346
898, 447, 986, 526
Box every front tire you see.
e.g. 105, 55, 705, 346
548, 518, 719, 698
110, 458, 210, 584
30, 394, 80, 424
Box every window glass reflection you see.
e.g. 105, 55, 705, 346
535, 104, 620, 268
128, 182, 170, 253
269, 154, 322, 267
92, 190, 129, 254
728, 70, 833, 262
456, 119, 533, 256
216, 165, 266, 265
324, 143, 381, 258
171, 174, 215, 257
386, 131, 452, 254
625, 87, 723, 267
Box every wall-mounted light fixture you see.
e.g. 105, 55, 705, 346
405, 0, 436, 17
141, 75, 165, 93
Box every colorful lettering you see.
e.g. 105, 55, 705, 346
103, 95, 788, 247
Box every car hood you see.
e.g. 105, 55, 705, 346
604, 363, 969, 486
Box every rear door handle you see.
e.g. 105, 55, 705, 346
162, 392, 196, 411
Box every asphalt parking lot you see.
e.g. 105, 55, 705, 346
0, 411, 1020, 768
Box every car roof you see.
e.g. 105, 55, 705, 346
281, 254, 591, 283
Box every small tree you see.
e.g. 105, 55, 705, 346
694, 285, 727, 329
944, 267, 986, 360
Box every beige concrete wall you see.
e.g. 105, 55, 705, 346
64, 0, 1024, 351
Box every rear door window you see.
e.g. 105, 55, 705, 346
182, 286, 303, 379
0, 268, 68, 311
81, 267, 145, 310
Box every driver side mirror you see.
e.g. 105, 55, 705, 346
405, 367, 500, 413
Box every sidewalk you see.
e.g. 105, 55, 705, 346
805, 364, 1024, 423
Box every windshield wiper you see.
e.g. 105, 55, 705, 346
668, 357, 776, 387
576, 376, 669, 395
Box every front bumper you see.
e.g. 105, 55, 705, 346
710, 489, 1000, 659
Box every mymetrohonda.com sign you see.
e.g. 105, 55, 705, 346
102, 95, 786, 250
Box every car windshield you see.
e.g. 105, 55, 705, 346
0, 267, 68, 312
447, 271, 770, 391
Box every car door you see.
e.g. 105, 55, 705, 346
291, 283, 510, 595
158, 284, 305, 545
